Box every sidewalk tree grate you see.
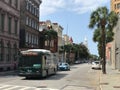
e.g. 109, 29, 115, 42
113, 86, 120, 88
100, 83, 109, 85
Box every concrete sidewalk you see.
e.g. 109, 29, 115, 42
99, 64, 120, 90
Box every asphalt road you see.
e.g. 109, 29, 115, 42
0, 63, 100, 90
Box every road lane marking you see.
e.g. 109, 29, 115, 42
3, 86, 20, 90
0, 85, 11, 89
19, 87, 35, 90
0, 84, 59, 90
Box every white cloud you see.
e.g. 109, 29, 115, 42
70, 0, 110, 14
40, 0, 65, 16
40, 0, 110, 16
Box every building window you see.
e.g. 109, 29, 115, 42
34, 21, 36, 29
115, 4, 116, 9
0, 13, 2, 32
27, 33, 29, 43
31, 4, 33, 14
26, 32, 29, 44
1, 14, 5, 32
28, 1, 31, 11
33, 36, 35, 45
13, 43, 17, 61
36, 37, 38, 45
9, 0, 12, 5
51, 40, 54, 47
32, 19, 34, 28
117, 3, 120, 9
32, 4, 34, 14
29, 34, 31, 44
26, 0, 29, 10
7, 42, 11, 61
14, 19, 18, 35
37, 24, 39, 30
31, 35, 33, 44
29, 2, 32, 12
34, 6, 36, 15
31, 34, 32, 44
29, 18, 31, 26
35, 7, 37, 16
8, 17, 12, 34
30, 18, 32, 27
26, 16, 29, 25
37, 8, 39, 17
15, 0, 18, 8
0, 39, 4, 61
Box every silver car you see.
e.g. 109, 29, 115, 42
91, 61, 101, 69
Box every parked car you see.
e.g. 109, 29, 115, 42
58, 63, 70, 71
91, 61, 101, 69
74, 60, 80, 64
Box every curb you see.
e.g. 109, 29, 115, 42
0, 71, 18, 76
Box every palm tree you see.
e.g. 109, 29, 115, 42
89, 6, 118, 74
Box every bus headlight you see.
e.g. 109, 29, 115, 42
36, 70, 40, 73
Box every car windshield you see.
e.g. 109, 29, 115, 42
60, 63, 68, 66
94, 62, 100, 64
65, 63, 68, 65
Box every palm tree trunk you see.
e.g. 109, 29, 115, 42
101, 22, 106, 74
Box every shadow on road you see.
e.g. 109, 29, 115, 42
21, 72, 68, 80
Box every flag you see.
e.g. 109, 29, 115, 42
69, 37, 73, 43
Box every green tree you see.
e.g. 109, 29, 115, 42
60, 43, 90, 63
64, 44, 73, 64
79, 43, 89, 59
89, 6, 118, 74
43, 27, 57, 50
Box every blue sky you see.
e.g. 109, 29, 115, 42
40, 0, 110, 56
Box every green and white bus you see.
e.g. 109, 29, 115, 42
18, 49, 57, 78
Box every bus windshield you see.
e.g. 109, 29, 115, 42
19, 55, 42, 68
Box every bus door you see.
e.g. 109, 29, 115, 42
45, 54, 51, 68
42, 54, 51, 69
42, 55, 46, 69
